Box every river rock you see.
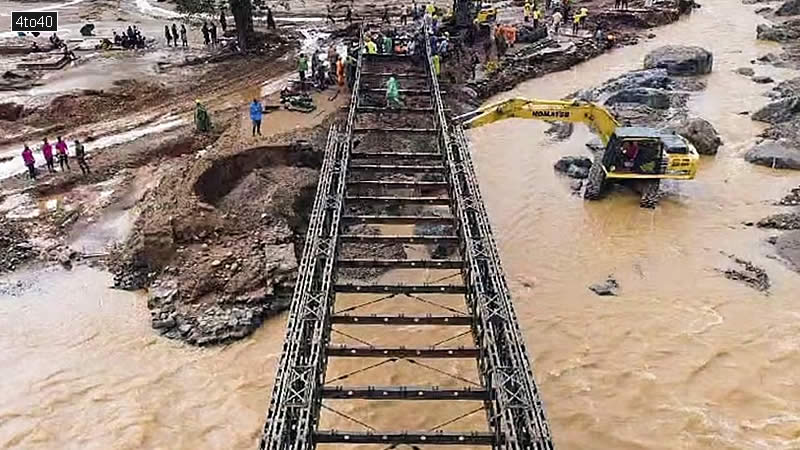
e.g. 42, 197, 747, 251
755, 53, 786, 67
664, 117, 723, 155
586, 137, 605, 152
752, 75, 775, 84
757, 212, 800, 229
0, 102, 23, 121
577, 69, 672, 102
554, 156, 592, 172
775, 230, 800, 272
605, 88, 672, 109
566, 165, 590, 179
777, 0, 800, 16
735, 67, 755, 77
589, 276, 619, 296
757, 21, 800, 42
744, 140, 800, 169
752, 96, 800, 124
643, 45, 713, 76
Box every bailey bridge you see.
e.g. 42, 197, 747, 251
260, 28, 554, 449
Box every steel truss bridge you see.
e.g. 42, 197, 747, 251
261, 28, 554, 449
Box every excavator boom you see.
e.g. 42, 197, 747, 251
455, 97, 620, 145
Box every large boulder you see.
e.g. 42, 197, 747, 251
776, 0, 800, 16
752, 96, 800, 124
757, 21, 800, 42
664, 117, 723, 155
576, 69, 672, 102
605, 88, 672, 109
744, 140, 800, 169
643, 45, 713, 76
775, 230, 800, 272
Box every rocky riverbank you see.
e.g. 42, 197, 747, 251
467, 0, 697, 100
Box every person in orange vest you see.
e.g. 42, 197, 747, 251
504, 24, 516, 47
336, 56, 345, 88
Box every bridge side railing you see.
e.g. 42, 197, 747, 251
261, 26, 365, 450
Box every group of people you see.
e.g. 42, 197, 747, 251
113, 26, 148, 49
201, 21, 220, 47
21, 137, 90, 181
164, 23, 188, 48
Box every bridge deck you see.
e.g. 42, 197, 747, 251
261, 26, 553, 450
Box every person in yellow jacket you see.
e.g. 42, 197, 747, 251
572, 13, 580, 35
426, 3, 435, 15
364, 37, 378, 54
432, 53, 441, 76
533, 8, 542, 28
523, 1, 532, 22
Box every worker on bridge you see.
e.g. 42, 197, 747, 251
386, 74, 403, 108
364, 37, 378, 54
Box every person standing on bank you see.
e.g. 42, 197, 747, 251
22, 144, 36, 180
74, 139, 90, 175
55, 136, 70, 171
41, 138, 55, 173
250, 98, 263, 137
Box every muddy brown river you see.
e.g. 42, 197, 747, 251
2, 0, 800, 448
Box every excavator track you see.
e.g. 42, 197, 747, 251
639, 179, 662, 208
583, 153, 607, 200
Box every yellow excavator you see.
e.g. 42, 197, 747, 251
455, 98, 700, 207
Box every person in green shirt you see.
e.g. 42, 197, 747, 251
297, 53, 309, 88
382, 34, 393, 54
386, 75, 403, 108
194, 100, 212, 132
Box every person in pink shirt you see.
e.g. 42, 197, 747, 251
22, 144, 36, 180
41, 138, 55, 173
55, 136, 70, 171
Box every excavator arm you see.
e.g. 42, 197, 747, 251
455, 97, 620, 146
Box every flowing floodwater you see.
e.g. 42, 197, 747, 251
2, 1, 800, 449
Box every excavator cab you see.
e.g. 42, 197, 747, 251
601, 127, 698, 180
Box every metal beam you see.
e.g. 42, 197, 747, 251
314, 431, 496, 445
346, 180, 448, 189
337, 258, 463, 269
334, 283, 466, 294
349, 164, 445, 173
339, 234, 459, 244
342, 215, 453, 225
326, 346, 480, 358
354, 127, 437, 133
345, 195, 450, 205
356, 106, 435, 113
321, 386, 488, 400
351, 151, 442, 160
331, 314, 471, 326
360, 72, 428, 78
364, 88, 436, 95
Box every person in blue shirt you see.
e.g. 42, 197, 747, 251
250, 98, 263, 136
